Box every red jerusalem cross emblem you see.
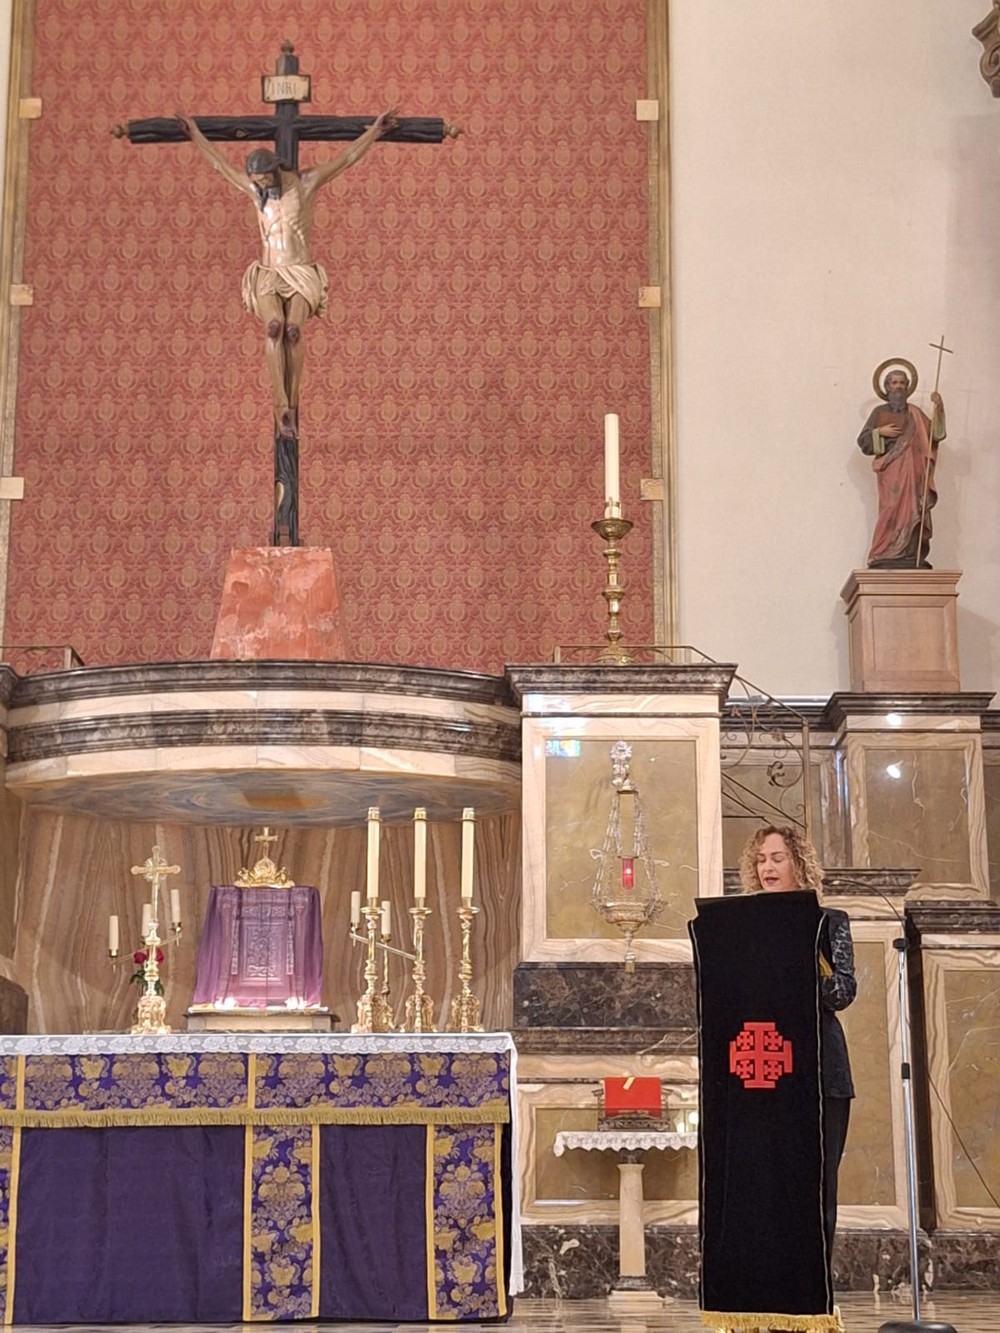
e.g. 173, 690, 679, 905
729, 1021, 793, 1089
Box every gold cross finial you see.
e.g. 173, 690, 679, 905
130, 845, 181, 898
254, 826, 279, 856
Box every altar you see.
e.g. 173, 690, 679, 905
0, 1032, 520, 1324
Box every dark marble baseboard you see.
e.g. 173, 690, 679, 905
521, 1225, 698, 1300
520, 1227, 985, 1298
929, 1231, 1000, 1289
514, 1027, 697, 1055
513, 962, 696, 1030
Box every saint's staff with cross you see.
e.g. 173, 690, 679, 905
113, 42, 457, 546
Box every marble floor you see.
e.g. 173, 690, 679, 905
9, 1291, 995, 1332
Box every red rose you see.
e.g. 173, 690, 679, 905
132, 950, 147, 965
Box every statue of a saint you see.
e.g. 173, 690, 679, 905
176, 108, 396, 441
857, 362, 945, 569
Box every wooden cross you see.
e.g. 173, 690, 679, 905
113, 42, 457, 546
928, 334, 954, 388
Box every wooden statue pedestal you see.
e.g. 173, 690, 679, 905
211, 546, 345, 660
840, 569, 961, 693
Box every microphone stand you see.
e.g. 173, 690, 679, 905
877, 937, 955, 1333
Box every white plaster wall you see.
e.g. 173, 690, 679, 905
669, 0, 1000, 697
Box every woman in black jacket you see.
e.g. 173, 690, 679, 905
739, 823, 857, 1262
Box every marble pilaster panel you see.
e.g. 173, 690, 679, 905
517, 1054, 699, 1228
545, 737, 698, 941
921, 947, 1000, 1228
522, 713, 723, 964
984, 742, 1000, 899
845, 733, 988, 896
836, 930, 906, 1225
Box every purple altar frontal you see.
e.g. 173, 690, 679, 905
0, 1032, 520, 1324
191, 884, 324, 1009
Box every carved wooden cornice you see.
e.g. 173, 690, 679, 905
974, 3, 1000, 96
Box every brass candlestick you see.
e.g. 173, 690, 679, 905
379, 925, 393, 1017
129, 845, 182, 1035
449, 903, 483, 1033
131, 915, 170, 1035
591, 514, 634, 665
352, 903, 395, 1032
405, 905, 435, 1032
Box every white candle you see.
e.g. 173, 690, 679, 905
461, 808, 475, 904
108, 915, 119, 953
141, 902, 152, 937
414, 808, 427, 900
170, 888, 181, 926
350, 890, 361, 927
380, 900, 391, 937
604, 413, 620, 513
366, 808, 381, 899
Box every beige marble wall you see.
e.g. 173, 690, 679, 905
11, 807, 520, 1034
846, 734, 988, 895
545, 737, 698, 941
984, 750, 1000, 900
922, 946, 1000, 1228
522, 708, 724, 963
836, 931, 905, 1223
517, 1052, 700, 1226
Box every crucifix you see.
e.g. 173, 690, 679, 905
130, 844, 182, 921
254, 826, 279, 858
113, 42, 457, 546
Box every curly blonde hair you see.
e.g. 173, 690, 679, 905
738, 824, 824, 894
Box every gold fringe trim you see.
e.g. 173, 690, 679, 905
0, 1102, 509, 1130
242, 1123, 253, 1323
5, 1126, 21, 1327
701, 1308, 843, 1332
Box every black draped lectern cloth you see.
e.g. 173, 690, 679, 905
689, 891, 842, 1332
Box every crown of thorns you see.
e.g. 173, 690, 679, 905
245, 148, 281, 176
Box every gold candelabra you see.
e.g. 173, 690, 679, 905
591, 514, 634, 665
125, 845, 182, 1034
450, 904, 483, 1032
352, 903, 396, 1032
405, 905, 436, 1032
592, 742, 662, 972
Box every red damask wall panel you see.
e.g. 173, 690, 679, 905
8, 0, 653, 671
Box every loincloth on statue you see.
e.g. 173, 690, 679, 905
241, 261, 328, 319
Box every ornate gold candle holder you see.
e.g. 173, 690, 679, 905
131, 917, 171, 1035
128, 845, 182, 1034
591, 514, 634, 665
405, 905, 436, 1032
449, 903, 483, 1033
352, 903, 395, 1032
